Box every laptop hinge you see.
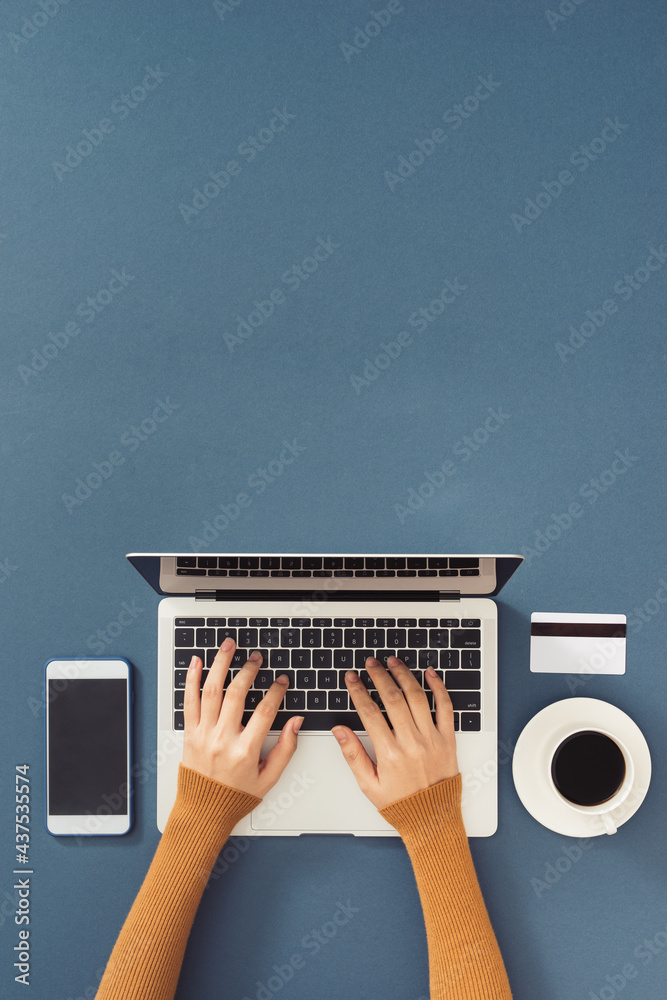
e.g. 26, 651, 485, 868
439, 591, 460, 601
194, 588, 462, 601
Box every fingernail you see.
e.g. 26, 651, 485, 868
250, 650, 262, 661
221, 637, 234, 651
346, 671, 360, 683
426, 666, 435, 676
332, 727, 348, 744
189, 656, 198, 669
292, 717, 304, 734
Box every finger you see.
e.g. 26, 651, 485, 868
200, 637, 236, 728
425, 667, 456, 738
217, 649, 263, 730
257, 714, 304, 791
386, 655, 433, 734
343, 662, 393, 750
365, 657, 416, 733
331, 726, 379, 797
241, 671, 292, 745
183, 655, 202, 730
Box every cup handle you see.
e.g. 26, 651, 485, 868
601, 811, 617, 836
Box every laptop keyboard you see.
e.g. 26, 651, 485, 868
173, 616, 482, 735
175, 555, 480, 577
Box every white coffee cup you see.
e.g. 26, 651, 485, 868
548, 727, 635, 835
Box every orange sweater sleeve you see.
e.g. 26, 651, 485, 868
94, 763, 262, 1000
379, 772, 513, 999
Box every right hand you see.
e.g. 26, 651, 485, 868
332, 656, 459, 810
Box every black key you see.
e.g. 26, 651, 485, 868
312, 618, 332, 627
440, 569, 458, 576
419, 649, 439, 669
418, 570, 437, 576
207, 618, 227, 627
460, 569, 479, 576
322, 629, 343, 647
370, 690, 386, 710
250, 570, 270, 577
270, 649, 291, 670
428, 557, 449, 568
303, 557, 322, 569
259, 628, 280, 647
376, 650, 395, 667
270, 570, 291, 576
175, 617, 205, 626
334, 649, 355, 670
307, 691, 327, 710
396, 649, 417, 668
398, 618, 417, 627
374, 619, 394, 628
227, 618, 247, 627
386, 557, 405, 569
245, 691, 263, 711
245, 710, 365, 732
408, 629, 428, 647
280, 628, 300, 647
377, 570, 396, 576
208, 569, 227, 576
453, 712, 460, 732
355, 649, 375, 669
312, 650, 332, 669
449, 691, 481, 711
275, 669, 295, 688
286, 690, 305, 710
174, 649, 203, 670
449, 558, 479, 568
366, 628, 385, 648
175, 669, 188, 688
318, 671, 338, 689
217, 627, 237, 644
177, 568, 206, 576
397, 570, 417, 577
355, 618, 374, 628
260, 557, 281, 569
296, 670, 317, 689
358, 670, 374, 689
424, 689, 434, 709
323, 557, 343, 568
441, 649, 460, 669
419, 618, 439, 627
334, 618, 353, 626
344, 628, 365, 647
198, 556, 218, 568
461, 649, 481, 669
313, 570, 333, 577
291, 570, 312, 577
282, 556, 301, 570
292, 618, 312, 627
428, 629, 449, 648
328, 690, 349, 710
387, 629, 406, 647
196, 627, 217, 647
354, 570, 374, 577
200, 668, 210, 688
407, 558, 427, 569
174, 690, 184, 710
228, 570, 248, 576
461, 619, 481, 628
239, 557, 259, 569
270, 618, 291, 626
238, 628, 258, 648
253, 670, 274, 690
440, 619, 459, 628
174, 711, 184, 730
249, 618, 268, 626
292, 650, 311, 669
302, 629, 322, 647
365, 558, 385, 569
176, 557, 197, 567
206, 648, 219, 668
445, 671, 481, 690
218, 557, 238, 568
451, 629, 481, 648
461, 713, 481, 732
232, 648, 248, 668
334, 570, 354, 576
175, 628, 194, 647
345, 557, 365, 569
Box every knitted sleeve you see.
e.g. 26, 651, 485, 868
379, 772, 513, 999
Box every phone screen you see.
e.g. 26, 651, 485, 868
48, 678, 128, 816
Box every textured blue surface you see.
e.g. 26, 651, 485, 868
1, 2, 666, 998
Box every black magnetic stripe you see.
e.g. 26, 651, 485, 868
531, 622, 626, 638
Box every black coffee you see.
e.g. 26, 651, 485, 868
551, 730, 626, 806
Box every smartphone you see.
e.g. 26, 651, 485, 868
44, 658, 133, 836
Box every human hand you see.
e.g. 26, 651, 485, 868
181, 638, 304, 799
332, 656, 459, 810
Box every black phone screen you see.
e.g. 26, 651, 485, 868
48, 678, 128, 815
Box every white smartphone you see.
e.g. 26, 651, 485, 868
44, 658, 133, 836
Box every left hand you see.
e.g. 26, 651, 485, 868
182, 637, 303, 798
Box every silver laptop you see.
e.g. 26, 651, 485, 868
126, 553, 522, 837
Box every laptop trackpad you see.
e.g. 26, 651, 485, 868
251, 734, 388, 833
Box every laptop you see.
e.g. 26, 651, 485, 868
126, 553, 523, 837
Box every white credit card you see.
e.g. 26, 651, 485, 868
530, 612, 626, 675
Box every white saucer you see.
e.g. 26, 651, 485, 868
512, 698, 652, 837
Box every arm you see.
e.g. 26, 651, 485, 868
94, 765, 261, 1000
379, 773, 513, 999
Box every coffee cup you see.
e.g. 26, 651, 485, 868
548, 727, 634, 835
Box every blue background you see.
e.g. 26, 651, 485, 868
1, 1, 666, 997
